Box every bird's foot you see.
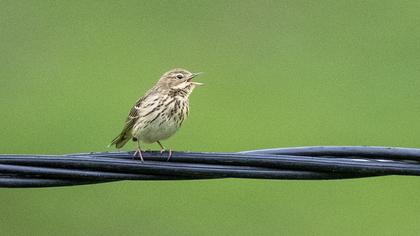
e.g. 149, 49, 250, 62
133, 149, 144, 162
160, 149, 172, 161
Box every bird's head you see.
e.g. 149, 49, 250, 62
157, 68, 203, 91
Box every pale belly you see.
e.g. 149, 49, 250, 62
137, 115, 180, 143
132, 97, 188, 143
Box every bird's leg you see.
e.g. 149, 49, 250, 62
157, 141, 172, 161
133, 140, 144, 162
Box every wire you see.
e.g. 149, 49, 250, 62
0, 146, 419, 188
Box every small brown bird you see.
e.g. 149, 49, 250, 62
110, 68, 203, 161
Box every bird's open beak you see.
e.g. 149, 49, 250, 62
188, 72, 203, 86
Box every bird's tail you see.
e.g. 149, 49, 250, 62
109, 132, 131, 149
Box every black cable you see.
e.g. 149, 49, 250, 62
241, 146, 420, 160
0, 146, 419, 188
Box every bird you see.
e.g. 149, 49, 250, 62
109, 68, 203, 162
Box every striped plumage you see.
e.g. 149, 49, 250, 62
110, 68, 202, 161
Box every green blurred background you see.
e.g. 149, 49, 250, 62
1, 0, 420, 235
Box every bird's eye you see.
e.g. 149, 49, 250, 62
176, 74, 184, 79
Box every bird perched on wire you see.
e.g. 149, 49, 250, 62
110, 68, 203, 162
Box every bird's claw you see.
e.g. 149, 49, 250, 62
160, 149, 172, 161
133, 149, 144, 162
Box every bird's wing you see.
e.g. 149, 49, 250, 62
110, 87, 159, 148
123, 97, 144, 131
109, 96, 144, 148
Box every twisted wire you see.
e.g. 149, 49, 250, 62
1, 146, 419, 188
